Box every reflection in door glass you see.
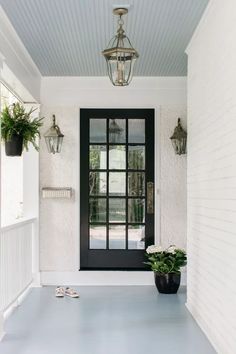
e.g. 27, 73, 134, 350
89, 172, 106, 195
90, 226, 106, 249
109, 198, 126, 222
90, 119, 106, 143
128, 172, 145, 196
109, 172, 126, 196
109, 146, 126, 169
89, 145, 106, 169
109, 119, 126, 143
128, 199, 145, 223
89, 198, 106, 222
128, 225, 145, 249
128, 146, 145, 170
128, 119, 145, 143
109, 225, 126, 249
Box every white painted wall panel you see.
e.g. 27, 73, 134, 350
160, 106, 187, 250
39, 77, 187, 285
186, 0, 236, 353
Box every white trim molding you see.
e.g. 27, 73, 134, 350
40, 76, 187, 106
0, 5, 41, 102
41, 270, 186, 286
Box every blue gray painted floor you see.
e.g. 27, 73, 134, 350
0, 286, 216, 354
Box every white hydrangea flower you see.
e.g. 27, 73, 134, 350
166, 245, 177, 254
166, 245, 186, 254
146, 245, 163, 254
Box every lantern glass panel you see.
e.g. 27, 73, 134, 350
105, 55, 136, 86
45, 136, 64, 154
171, 138, 187, 155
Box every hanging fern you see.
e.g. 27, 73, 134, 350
1, 103, 44, 151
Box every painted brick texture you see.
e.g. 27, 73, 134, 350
186, 1, 236, 353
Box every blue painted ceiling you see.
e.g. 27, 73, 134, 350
0, 0, 209, 76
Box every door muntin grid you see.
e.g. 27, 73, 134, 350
89, 117, 146, 251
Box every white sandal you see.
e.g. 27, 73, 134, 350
55, 286, 65, 297
65, 287, 79, 298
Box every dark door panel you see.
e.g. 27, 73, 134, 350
80, 109, 155, 270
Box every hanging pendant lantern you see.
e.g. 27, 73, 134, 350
44, 115, 64, 154
170, 118, 187, 155
102, 8, 139, 86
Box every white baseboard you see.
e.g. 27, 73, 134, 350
41, 270, 187, 286
0, 313, 5, 342
32, 272, 42, 287
3, 282, 32, 320
0, 282, 33, 342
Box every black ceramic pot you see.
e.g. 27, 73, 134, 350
154, 272, 181, 294
5, 134, 23, 156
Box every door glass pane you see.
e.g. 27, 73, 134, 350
128, 146, 145, 170
128, 172, 145, 196
109, 119, 126, 143
90, 119, 106, 143
128, 119, 145, 143
90, 225, 106, 249
109, 146, 126, 169
128, 225, 145, 249
90, 145, 106, 169
89, 198, 106, 222
109, 225, 126, 249
128, 199, 145, 223
109, 172, 126, 196
109, 198, 126, 222
89, 172, 106, 196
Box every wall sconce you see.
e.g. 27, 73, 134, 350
44, 115, 64, 154
170, 118, 187, 155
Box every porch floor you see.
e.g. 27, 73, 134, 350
0, 286, 216, 354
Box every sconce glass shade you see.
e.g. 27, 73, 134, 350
102, 8, 139, 86
170, 118, 187, 155
44, 115, 64, 154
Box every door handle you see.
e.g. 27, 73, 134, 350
147, 182, 154, 214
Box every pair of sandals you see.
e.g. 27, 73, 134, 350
55, 286, 79, 298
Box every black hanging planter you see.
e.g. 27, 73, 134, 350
154, 272, 181, 294
5, 134, 23, 156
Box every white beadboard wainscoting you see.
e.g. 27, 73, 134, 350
0, 218, 37, 328
186, 0, 236, 353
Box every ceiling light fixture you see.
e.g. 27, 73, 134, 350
102, 7, 139, 86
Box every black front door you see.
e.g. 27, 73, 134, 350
80, 109, 155, 270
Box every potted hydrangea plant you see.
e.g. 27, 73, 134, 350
145, 245, 187, 294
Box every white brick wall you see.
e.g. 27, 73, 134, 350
39, 77, 187, 279
160, 106, 187, 251
186, 1, 236, 353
